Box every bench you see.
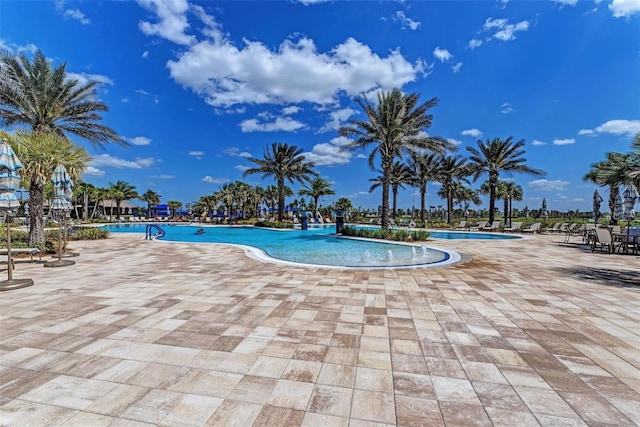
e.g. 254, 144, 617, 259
0, 248, 42, 262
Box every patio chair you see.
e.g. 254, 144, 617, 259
544, 223, 562, 233
521, 222, 541, 234
591, 227, 623, 254
455, 220, 468, 230
482, 221, 501, 232
503, 222, 522, 232
469, 221, 487, 231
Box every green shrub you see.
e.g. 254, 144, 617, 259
254, 220, 294, 229
341, 225, 429, 242
0, 226, 32, 248
69, 227, 109, 240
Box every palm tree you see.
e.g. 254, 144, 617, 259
107, 181, 138, 220
408, 152, 438, 223
4, 131, 90, 245
215, 182, 237, 222
73, 181, 95, 220
466, 137, 545, 224
369, 162, 412, 219
298, 177, 335, 219
139, 190, 161, 217
480, 180, 523, 226
339, 88, 451, 229
334, 197, 353, 211
166, 201, 182, 218
244, 143, 317, 222
196, 194, 218, 219
264, 185, 279, 217
434, 155, 470, 225
0, 50, 124, 148
89, 186, 109, 219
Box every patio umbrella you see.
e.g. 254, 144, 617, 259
44, 164, 75, 268
0, 138, 34, 290
593, 190, 603, 223
613, 193, 624, 222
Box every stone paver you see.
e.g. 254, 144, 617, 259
1, 231, 639, 426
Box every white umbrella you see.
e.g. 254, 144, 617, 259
0, 138, 33, 290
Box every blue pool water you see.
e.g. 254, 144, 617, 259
101, 224, 468, 268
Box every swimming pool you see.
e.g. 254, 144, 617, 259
102, 224, 462, 269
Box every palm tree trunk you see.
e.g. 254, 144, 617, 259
503, 198, 508, 226
447, 187, 454, 225
609, 185, 618, 225
278, 179, 285, 222
83, 192, 89, 220
392, 186, 398, 220
381, 164, 391, 229
489, 174, 497, 224
28, 181, 45, 246
420, 187, 426, 223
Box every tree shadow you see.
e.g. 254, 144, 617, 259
558, 266, 640, 289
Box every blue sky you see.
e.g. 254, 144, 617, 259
1, 0, 639, 213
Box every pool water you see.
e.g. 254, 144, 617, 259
102, 224, 462, 269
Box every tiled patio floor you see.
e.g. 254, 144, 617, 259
1, 231, 639, 426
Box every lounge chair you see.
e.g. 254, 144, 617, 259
503, 222, 522, 232
469, 221, 487, 231
482, 221, 501, 232
0, 248, 42, 262
544, 223, 562, 233
455, 221, 468, 230
591, 228, 623, 254
521, 222, 541, 234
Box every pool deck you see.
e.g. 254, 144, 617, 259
1, 232, 639, 426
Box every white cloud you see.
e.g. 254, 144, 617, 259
578, 129, 596, 137
124, 136, 152, 146
531, 139, 547, 146
595, 119, 640, 136
451, 62, 463, 73
610, 0, 640, 17
84, 166, 105, 177
296, 0, 331, 4
468, 39, 483, 50
318, 107, 357, 133
161, 9, 425, 107
500, 102, 515, 114
0, 40, 38, 55
151, 174, 174, 179
66, 72, 114, 87
461, 128, 483, 138
394, 11, 421, 30
120, 97, 130, 103
224, 147, 252, 158
553, 138, 575, 145
282, 106, 302, 115
433, 47, 453, 62
234, 165, 251, 172
446, 138, 462, 146
552, 0, 579, 6
240, 116, 306, 133
54, 1, 90, 24
356, 153, 367, 159
142, 51, 149, 58
304, 136, 352, 166
90, 154, 157, 169
202, 176, 229, 184
137, 0, 195, 45
482, 17, 530, 42
188, 150, 204, 159
528, 179, 571, 191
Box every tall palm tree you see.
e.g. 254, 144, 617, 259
107, 180, 138, 220
73, 181, 95, 220
264, 185, 279, 216
89, 186, 108, 219
196, 194, 218, 218
139, 189, 161, 217
369, 162, 412, 219
339, 88, 451, 229
408, 152, 438, 223
4, 130, 90, 245
299, 177, 335, 219
587, 152, 639, 224
434, 155, 470, 225
244, 143, 317, 222
466, 137, 545, 224
480, 180, 523, 226
166, 201, 182, 218
215, 182, 237, 222
0, 50, 124, 148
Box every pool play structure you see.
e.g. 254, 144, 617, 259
102, 224, 517, 269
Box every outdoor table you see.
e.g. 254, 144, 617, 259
612, 229, 640, 255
